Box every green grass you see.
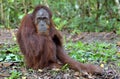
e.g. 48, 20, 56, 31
0, 41, 119, 78
65, 41, 118, 64
0, 42, 118, 64
0, 44, 23, 62
7, 70, 22, 79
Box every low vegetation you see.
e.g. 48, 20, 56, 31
1, 0, 120, 33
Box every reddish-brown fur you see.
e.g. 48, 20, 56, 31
17, 5, 103, 74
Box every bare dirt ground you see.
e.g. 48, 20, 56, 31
0, 29, 119, 44
0, 29, 120, 79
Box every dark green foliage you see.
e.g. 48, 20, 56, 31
0, 0, 120, 32
65, 41, 118, 63
0, 44, 23, 62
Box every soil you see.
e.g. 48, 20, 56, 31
0, 29, 120, 79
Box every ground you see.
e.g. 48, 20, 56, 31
0, 29, 120, 79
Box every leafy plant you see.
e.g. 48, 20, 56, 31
65, 41, 117, 63
0, 44, 23, 62
7, 70, 21, 79
1, 0, 120, 32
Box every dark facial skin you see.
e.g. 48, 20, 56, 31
35, 8, 50, 34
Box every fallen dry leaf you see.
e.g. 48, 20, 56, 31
22, 76, 27, 79
0, 62, 13, 67
38, 69, 43, 72
0, 72, 10, 77
117, 52, 120, 55
74, 71, 80, 77
63, 73, 70, 79
117, 42, 120, 46
52, 68, 60, 71
100, 64, 104, 68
